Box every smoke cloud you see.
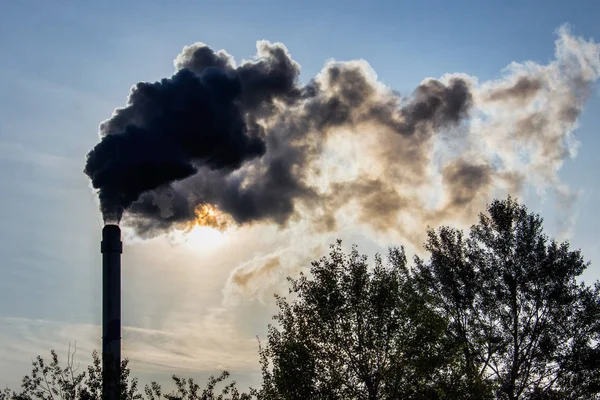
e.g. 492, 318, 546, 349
85, 25, 600, 245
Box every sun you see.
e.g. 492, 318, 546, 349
181, 225, 227, 249
177, 204, 231, 250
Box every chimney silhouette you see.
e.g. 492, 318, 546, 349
101, 224, 122, 400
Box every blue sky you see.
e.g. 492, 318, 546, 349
1, 0, 600, 391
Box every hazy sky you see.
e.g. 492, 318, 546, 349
1, 0, 600, 391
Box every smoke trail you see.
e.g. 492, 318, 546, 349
85, 25, 600, 244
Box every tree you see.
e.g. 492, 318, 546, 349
143, 371, 255, 400
0, 346, 141, 400
1, 348, 253, 400
256, 241, 469, 400
414, 197, 600, 400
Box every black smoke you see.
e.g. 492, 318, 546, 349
84, 42, 302, 223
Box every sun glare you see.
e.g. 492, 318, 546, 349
182, 225, 227, 249
178, 204, 231, 250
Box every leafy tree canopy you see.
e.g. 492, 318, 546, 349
257, 241, 473, 400
413, 197, 600, 400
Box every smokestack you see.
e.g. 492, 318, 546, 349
101, 224, 122, 400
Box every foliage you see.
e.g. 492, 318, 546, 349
256, 241, 467, 400
414, 197, 600, 400
0, 346, 141, 400
0, 348, 253, 400
144, 371, 256, 400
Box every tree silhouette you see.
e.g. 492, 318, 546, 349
413, 197, 600, 399
143, 371, 254, 400
256, 241, 470, 400
0, 347, 142, 400
0, 348, 252, 400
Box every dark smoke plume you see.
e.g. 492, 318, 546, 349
84, 42, 300, 223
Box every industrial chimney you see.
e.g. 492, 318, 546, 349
101, 224, 122, 400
